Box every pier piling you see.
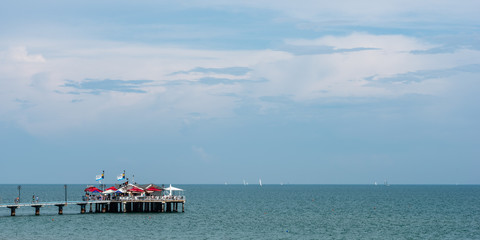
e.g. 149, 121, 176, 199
32, 205, 42, 216
55, 204, 65, 215
79, 203, 86, 214
7, 206, 18, 216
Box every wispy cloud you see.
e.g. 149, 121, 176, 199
278, 45, 379, 55
192, 145, 212, 163
366, 64, 480, 85
170, 67, 252, 76
63, 79, 154, 94
7, 46, 46, 63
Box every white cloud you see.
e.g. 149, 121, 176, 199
7, 46, 46, 63
192, 145, 211, 163
193, 1, 480, 25
1, 33, 479, 134
285, 32, 435, 52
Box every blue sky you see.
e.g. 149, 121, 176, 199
1, 1, 479, 184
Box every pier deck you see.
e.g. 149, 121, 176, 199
0, 199, 185, 216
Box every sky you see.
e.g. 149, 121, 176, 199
0, 1, 479, 184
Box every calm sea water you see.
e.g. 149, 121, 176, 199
0, 184, 479, 239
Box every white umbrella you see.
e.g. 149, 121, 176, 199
103, 189, 116, 194
164, 184, 184, 196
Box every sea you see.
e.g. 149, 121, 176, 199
0, 184, 479, 239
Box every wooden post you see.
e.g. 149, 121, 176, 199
89, 203, 93, 213
58, 205, 63, 215
182, 202, 185, 212
102, 204, 106, 213
81, 204, 86, 214
33, 206, 41, 216
8, 206, 17, 216
126, 202, 131, 213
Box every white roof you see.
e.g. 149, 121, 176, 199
164, 185, 183, 191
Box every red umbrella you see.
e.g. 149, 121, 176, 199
105, 186, 117, 191
146, 187, 162, 192
129, 187, 144, 192
85, 187, 103, 193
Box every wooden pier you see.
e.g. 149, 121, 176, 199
0, 199, 185, 216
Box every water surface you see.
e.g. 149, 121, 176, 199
0, 184, 479, 239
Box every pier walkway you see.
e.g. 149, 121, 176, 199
0, 199, 185, 216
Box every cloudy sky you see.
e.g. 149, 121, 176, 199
1, 1, 479, 184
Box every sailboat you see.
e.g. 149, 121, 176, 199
384, 180, 390, 186
259, 178, 262, 187
243, 179, 246, 186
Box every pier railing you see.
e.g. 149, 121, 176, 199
117, 196, 186, 201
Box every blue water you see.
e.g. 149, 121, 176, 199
0, 184, 479, 239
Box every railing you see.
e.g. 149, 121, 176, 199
116, 196, 186, 201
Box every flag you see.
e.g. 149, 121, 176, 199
117, 173, 125, 181
96, 171, 104, 181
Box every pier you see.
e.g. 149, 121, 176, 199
0, 183, 186, 216
0, 198, 185, 216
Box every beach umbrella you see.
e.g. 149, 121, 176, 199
85, 187, 103, 193
146, 187, 162, 192
90, 188, 103, 193
105, 186, 117, 191
116, 188, 126, 193
129, 187, 144, 192
103, 189, 116, 194
164, 184, 184, 196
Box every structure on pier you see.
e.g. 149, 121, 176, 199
0, 183, 185, 216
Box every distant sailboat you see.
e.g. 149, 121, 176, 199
259, 178, 262, 187
384, 180, 390, 186
243, 179, 246, 186
374, 181, 377, 186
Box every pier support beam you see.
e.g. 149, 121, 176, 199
55, 204, 65, 215
182, 203, 185, 212
166, 202, 171, 212
102, 204, 106, 213
89, 203, 93, 213
126, 202, 131, 213
7, 206, 18, 216
79, 204, 86, 214
32, 205, 42, 216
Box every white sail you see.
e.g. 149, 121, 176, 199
259, 178, 262, 187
